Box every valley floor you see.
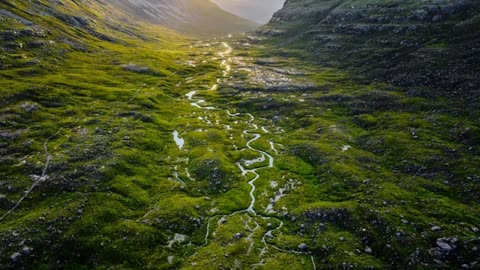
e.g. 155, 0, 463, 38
1, 34, 479, 269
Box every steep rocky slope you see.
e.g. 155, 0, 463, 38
261, 0, 480, 106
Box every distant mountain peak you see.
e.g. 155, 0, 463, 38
102, 0, 258, 36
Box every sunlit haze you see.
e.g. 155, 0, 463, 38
210, 0, 285, 24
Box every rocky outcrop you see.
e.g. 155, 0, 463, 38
262, 0, 480, 106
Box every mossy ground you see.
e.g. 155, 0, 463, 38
1, 1, 480, 269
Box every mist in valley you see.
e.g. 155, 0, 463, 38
211, 0, 285, 23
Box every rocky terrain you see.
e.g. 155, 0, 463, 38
1, 0, 479, 269
261, 0, 480, 107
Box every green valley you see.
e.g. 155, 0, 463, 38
0, 0, 479, 269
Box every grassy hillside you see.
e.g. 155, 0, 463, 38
0, 1, 194, 268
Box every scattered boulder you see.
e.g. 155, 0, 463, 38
0, 9, 35, 26
27, 40, 54, 48
122, 63, 153, 74
265, 231, 274, 238
3, 42, 23, 50
0, 30, 19, 41
436, 238, 457, 252
20, 102, 40, 112
298, 243, 308, 251
53, 12, 90, 27
22, 246, 33, 255
10, 252, 21, 262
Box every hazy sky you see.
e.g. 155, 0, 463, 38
210, 0, 285, 24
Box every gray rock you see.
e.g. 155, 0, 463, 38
432, 15, 443, 22
365, 246, 373, 254
122, 63, 152, 74
0, 30, 19, 41
0, 130, 22, 140
234, 232, 244, 239
53, 12, 90, 27
298, 243, 308, 251
436, 238, 453, 252
20, 103, 40, 112
4, 42, 23, 50
22, 246, 33, 255
18, 29, 47, 38
0, 10, 35, 25
10, 252, 21, 262
28, 41, 48, 48
431, 226, 442, 232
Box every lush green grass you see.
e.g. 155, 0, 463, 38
215, 37, 480, 269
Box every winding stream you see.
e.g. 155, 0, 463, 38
178, 41, 317, 269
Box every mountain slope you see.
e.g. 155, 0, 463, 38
0, 1, 193, 268
102, 0, 258, 36
260, 0, 480, 106
210, 0, 285, 24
